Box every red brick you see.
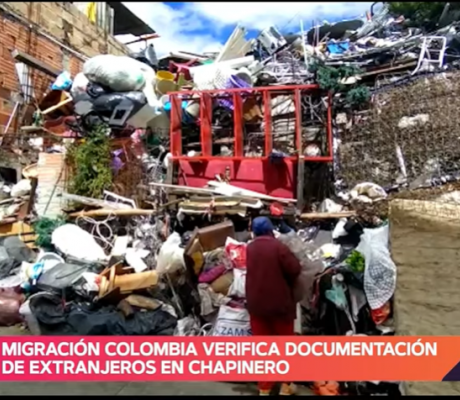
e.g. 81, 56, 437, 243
0, 2, 130, 131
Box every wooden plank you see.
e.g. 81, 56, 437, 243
69, 209, 156, 218
207, 181, 297, 203
0, 221, 37, 249
300, 211, 356, 220
150, 182, 264, 204
11, 49, 61, 78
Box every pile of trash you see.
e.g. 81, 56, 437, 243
0, 185, 399, 395
4, 2, 460, 396
26, 2, 460, 159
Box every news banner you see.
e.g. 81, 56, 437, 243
0, 336, 459, 381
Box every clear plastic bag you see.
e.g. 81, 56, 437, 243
156, 232, 185, 275
70, 72, 90, 98
278, 234, 324, 308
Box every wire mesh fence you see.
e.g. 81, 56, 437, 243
336, 70, 460, 191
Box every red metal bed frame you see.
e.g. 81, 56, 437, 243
168, 84, 333, 205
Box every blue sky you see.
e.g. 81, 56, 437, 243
119, 2, 374, 56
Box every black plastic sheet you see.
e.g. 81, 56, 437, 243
29, 292, 177, 336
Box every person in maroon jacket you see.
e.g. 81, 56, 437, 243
245, 216, 302, 396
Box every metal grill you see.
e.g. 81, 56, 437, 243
168, 84, 333, 200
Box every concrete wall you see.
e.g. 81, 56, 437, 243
390, 199, 460, 395
0, 2, 130, 133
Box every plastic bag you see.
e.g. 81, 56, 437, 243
29, 292, 178, 335
0, 288, 24, 326
225, 237, 247, 269
51, 71, 72, 91
349, 182, 387, 203
83, 55, 152, 92
356, 224, 396, 310
213, 305, 251, 336
92, 91, 147, 114
174, 315, 201, 336
227, 268, 246, 298
86, 82, 107, 98
278, 234, 324, 308
0, 274, 24, 289
51, 224, 107, 263
130, 44, 158, 69
156, 232, 185, 275
22, 252, 65, 288
370, 301, 391, 325
70, 72, 90, 98
76, 91, 150, 128
332, 218, 348, 239
19, 297, 41, 335
11, 179, 31, 197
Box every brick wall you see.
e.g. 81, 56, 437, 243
0, 2, 130, 134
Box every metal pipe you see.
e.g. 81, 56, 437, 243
124, 33, 160, 45
3, 102, 20, 134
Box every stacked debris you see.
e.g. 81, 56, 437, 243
3, 2, 460, 396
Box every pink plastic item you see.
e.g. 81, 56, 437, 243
198, 265, 227, 284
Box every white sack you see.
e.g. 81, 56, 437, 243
213, 305, 251, 337
51, 224, 107, 263
83, 55, 151, 92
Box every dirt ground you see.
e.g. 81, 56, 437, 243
390, 199, 460, 395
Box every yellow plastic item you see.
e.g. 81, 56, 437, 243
85, 2, 97, 23
156, 71, 175, 81
155, 71, 177, 95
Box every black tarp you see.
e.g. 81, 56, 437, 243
29, 292, 177, 336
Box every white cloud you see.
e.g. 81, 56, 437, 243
118, 2, 374, 57
119, 2, 223, 57
186, 2, 374, 31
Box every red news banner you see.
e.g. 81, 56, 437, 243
0, 336, 458, 381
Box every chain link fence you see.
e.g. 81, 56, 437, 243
337, 71, 460, 191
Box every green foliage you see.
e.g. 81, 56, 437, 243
310, 60, 370, 108
33, 217, 66, 249
345, 250, 365, 273
316, 64, 343, 92
66, 124, 113, 198
346, 86, 371, 108
388, 2, 459, 29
